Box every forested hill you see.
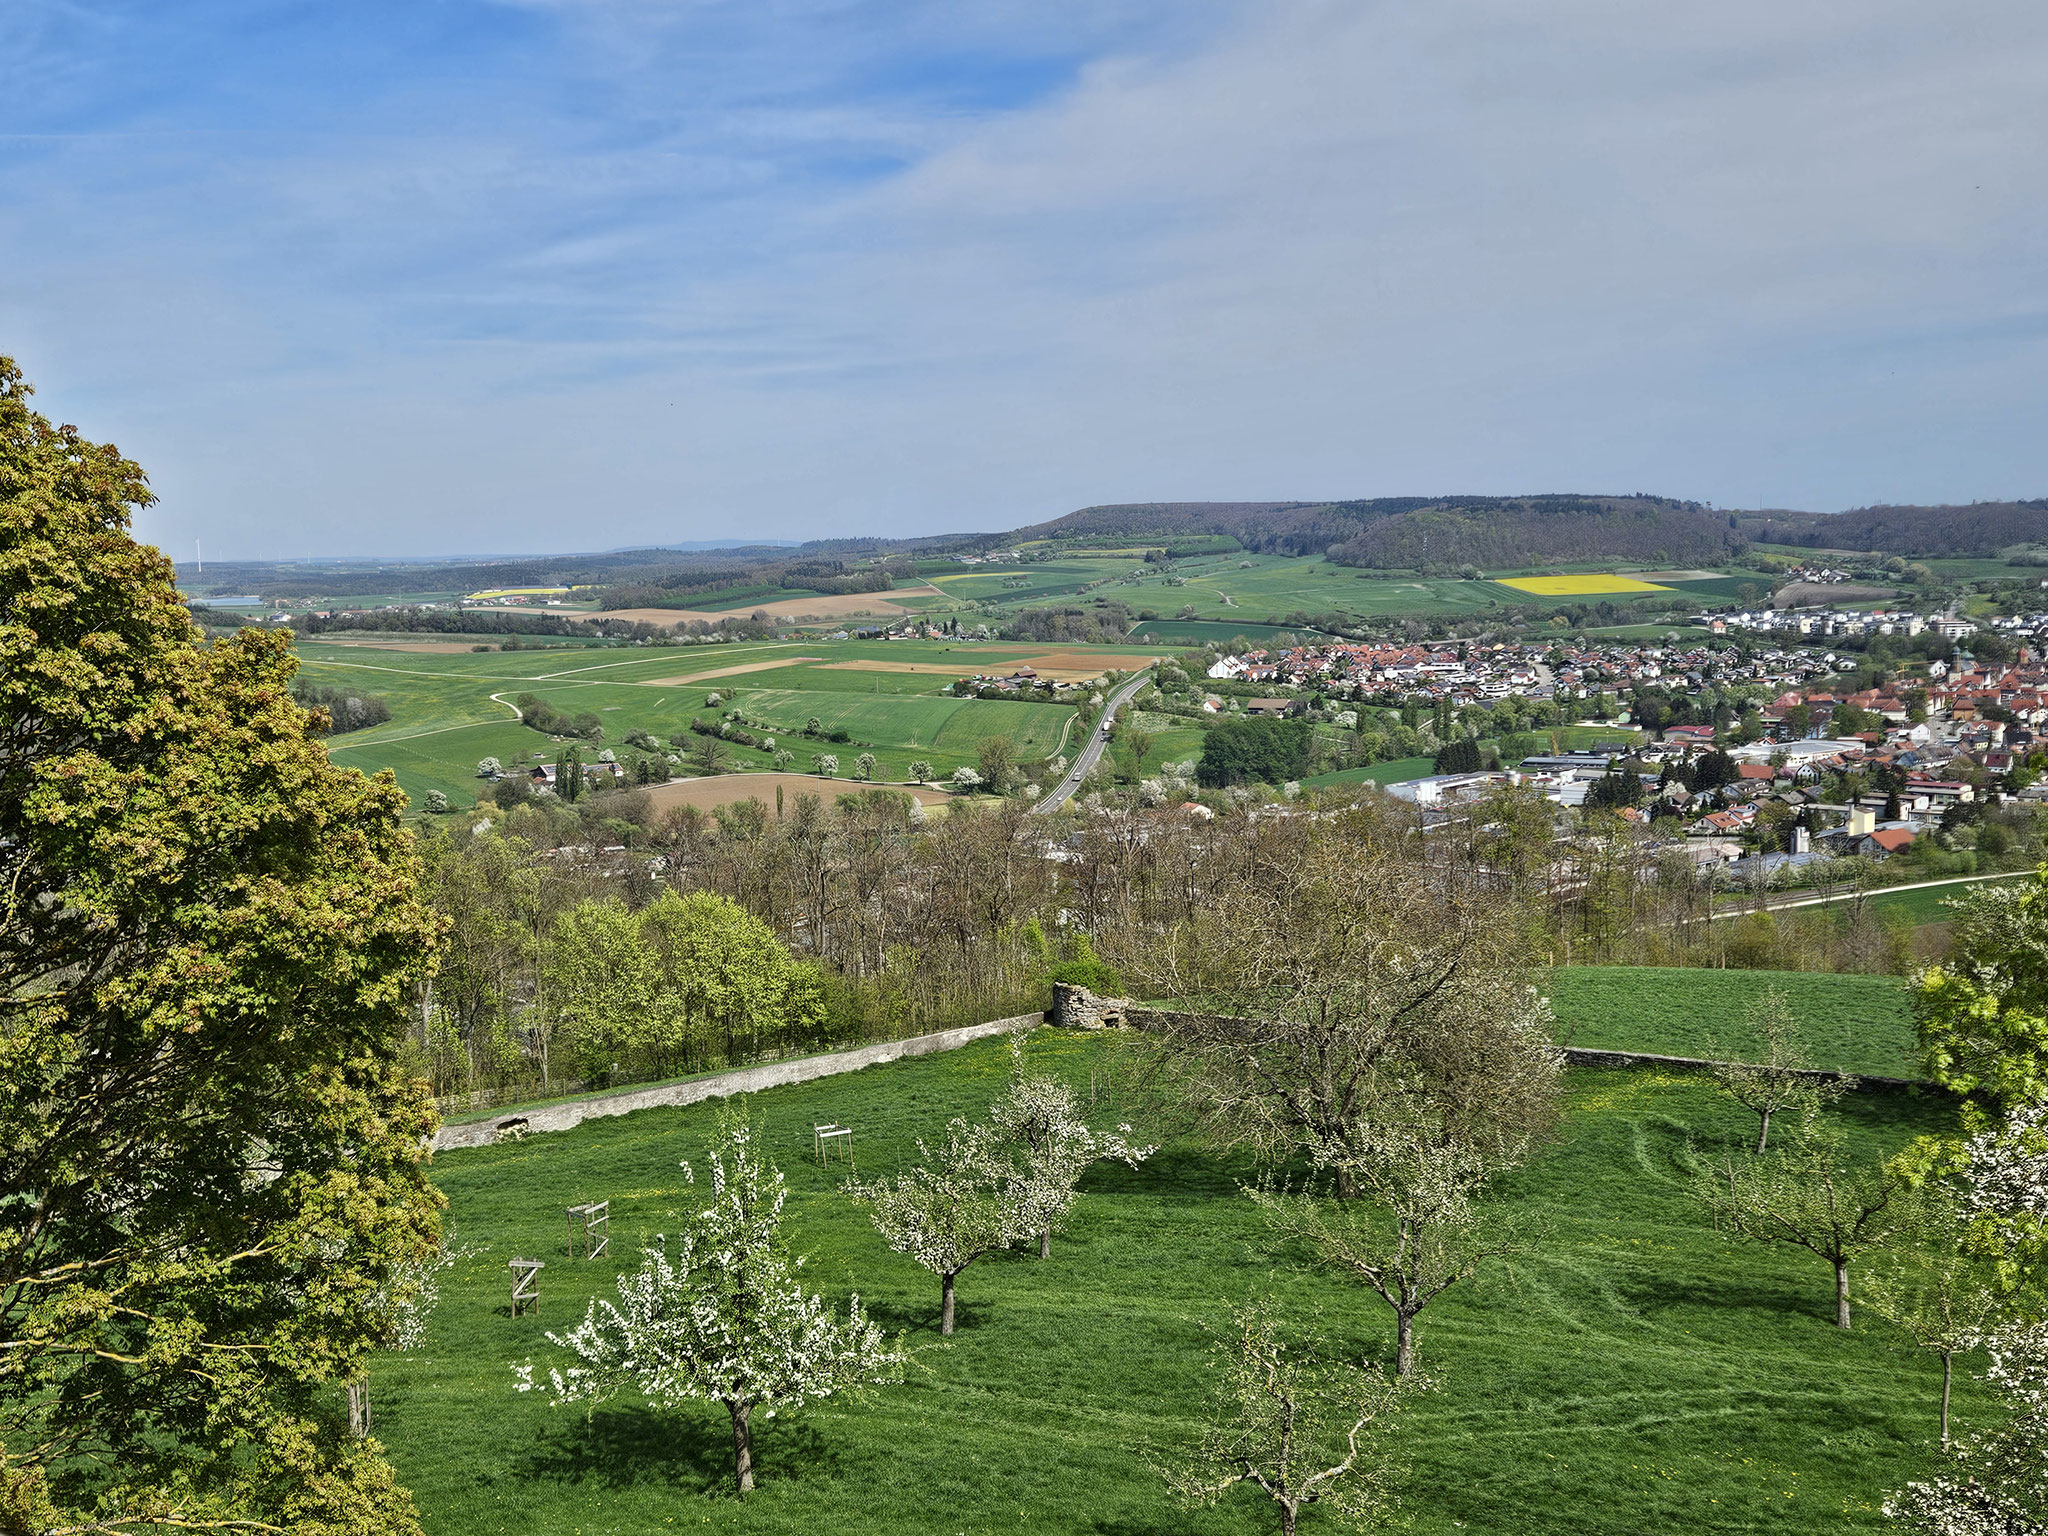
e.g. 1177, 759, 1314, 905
1741, 500, 2048, 557
1012, 493, 1740, 568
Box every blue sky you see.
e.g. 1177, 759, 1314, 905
5, 1, 2046, 559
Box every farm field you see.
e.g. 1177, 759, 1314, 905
1496, 574, 1673, 596
303, 638, 1160, 810
378, 1011, 1969, 1536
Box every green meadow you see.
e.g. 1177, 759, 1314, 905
302, 638, 1164, 809
375, 967, 1971, 1536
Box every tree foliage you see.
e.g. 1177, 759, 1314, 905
1914, 869, 2048, 1112
1196, 718, 1312, 788
0, 355, 444, 1535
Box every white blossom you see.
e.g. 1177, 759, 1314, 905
516, 1120, 898, 1493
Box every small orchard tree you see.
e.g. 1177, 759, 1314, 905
950, 765, 982, 792
908, 759, 933, 783
1887, 1322, 2048, 1533
773, 748, 794, 770
989, 1038, 1153, 1259
518, 1120, 899, 1495
812, 753, 839, 778
848, 1118, 1032, 1335
1707, 986, 1846, 1153
1693, 1106, 1903, 1328
1163, 1298, 1410, 1536
1865, 1182, 2003, 1447
854, 752, 876, 782
424, 789, 450, 814
1250, 1122, 1530, 1378
477, 756, 503, 777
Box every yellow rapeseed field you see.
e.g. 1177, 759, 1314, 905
1494, 573, 1674, 595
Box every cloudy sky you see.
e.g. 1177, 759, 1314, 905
5, 1, 2046, 559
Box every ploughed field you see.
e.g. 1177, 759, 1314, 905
298, 638, 1165, 811
378, 968, 1971, 1536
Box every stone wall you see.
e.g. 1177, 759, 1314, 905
432, 1013, 1042, 1152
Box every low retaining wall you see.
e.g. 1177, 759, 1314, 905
433, 1014, 1042, 1151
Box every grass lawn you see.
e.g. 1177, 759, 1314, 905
1304, 756, 1436, 787
1548, 966, 1917, 1078
379, 1019, 1971, 1536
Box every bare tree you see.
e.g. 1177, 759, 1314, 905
1693, 1106, 1903, 1328
1706, 987, 1845, 1153
1250, 1120, 1531, 1378
1163, 1297, 1410, 1536
1126, 830, 1561, 1193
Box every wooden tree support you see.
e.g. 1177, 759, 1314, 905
509, 1256, 544, 1315
566, 1200, 610, 1260
813, 1122, 854, 1168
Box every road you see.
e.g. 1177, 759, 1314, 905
1033, 671, 1153, 813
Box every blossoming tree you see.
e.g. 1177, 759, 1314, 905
517, 1120, 899, 1494
989, 1038, 1153, 1259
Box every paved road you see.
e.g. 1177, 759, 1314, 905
1033, 671, 1153, 813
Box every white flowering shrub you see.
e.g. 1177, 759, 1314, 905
516, 1121, 899, 1494
950, 766, 982, 790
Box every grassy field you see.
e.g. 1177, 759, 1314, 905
1548, 966, 1916, 1077
379, 1011, 1970, 1536
303, 639, 1162, 810
1303, 756, 1437, 787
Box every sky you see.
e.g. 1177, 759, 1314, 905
4, 1, 2047, 560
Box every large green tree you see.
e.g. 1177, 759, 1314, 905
0, 357, 444, 1535
1915, 868, 2048, 1111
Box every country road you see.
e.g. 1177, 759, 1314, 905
1033, 671, 1152, 813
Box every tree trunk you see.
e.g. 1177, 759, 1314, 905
941, 1271, 957, 1336
728, 1400, 755, 1495
346, 1377, 371, 1438
1280, 1501, 1298, 1536
1396, 1311, 1415, 1378
1039, 1227, 1052, 1260
1756, 1109, 1772, 1154
1834, 1259, 1851, 1330
1941, 1351, 1954, 1448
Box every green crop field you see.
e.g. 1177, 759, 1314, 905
1548, 966, 1916, 1078
300, 639, 1163, 810
375, 1008, 1971, 1536
1304, 756, 1436, 787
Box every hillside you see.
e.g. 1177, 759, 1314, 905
1323, 494, 1738, 569
1012, 493, 1735, 567
1743, 500, 2048, 556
